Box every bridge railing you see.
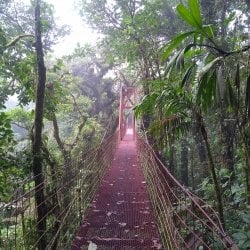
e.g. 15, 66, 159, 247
0, 131, 118, 249
137, 136, 238, 250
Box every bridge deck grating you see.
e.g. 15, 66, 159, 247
71, 133, 163, 250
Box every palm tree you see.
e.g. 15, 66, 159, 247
136, 0, 250, 228
135, 83, 225, 225
160, 0, 250, 205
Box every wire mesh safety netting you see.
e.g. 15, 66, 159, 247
0, 131, 118, 250
137, 136, 238, 250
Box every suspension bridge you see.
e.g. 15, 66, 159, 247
0, 87, 238, 249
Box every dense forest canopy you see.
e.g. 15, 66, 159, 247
0, 0, 250, 249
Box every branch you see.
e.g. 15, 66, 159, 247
41, 142, 57, 169
69, 92, 84, 117
104, 7, 124, 30
230, 45, 250, 55
51, 113, 69, 163
11, 122, 29, 131
128, 0, 136, 19
189, 43, 229, 55
190, 43, 250, 56
4, 34, 35, 49
68, 117, 88, 151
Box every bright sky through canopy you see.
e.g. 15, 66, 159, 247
46, 0, 99, 56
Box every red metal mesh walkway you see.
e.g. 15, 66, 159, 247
71, 132, 163, 249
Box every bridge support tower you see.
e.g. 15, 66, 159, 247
119, 86, 136, 140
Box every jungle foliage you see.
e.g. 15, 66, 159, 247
0, 0, 249, 248
79, 0, 250, 247
0, 0, 118, 248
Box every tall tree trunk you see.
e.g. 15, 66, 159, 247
190, 146, 195, 190
169, 144, 176, 175
180, 139, 189, 186
32, 1, 47, 249
195, 111, 225, 228
236, 75, 250, 204
192, 118, 209, 178
217, 65, 236, 176
220, 117, 235, 176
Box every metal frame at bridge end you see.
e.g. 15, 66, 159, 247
119, 86, 136, 140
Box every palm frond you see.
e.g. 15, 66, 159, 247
134, 92, 158, 117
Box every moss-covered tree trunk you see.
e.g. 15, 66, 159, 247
32, 1, 47, 248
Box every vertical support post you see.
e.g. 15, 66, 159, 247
132, 87, 136, 140
133, 113, 136, 140
118, 88, 123, 140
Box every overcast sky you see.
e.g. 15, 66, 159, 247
46, 0, 99, 57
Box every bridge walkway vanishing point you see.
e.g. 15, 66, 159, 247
71, 130, 163, 249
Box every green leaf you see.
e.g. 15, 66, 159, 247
241, 213, 250, 224
203, 25, 215, 39
177, 4, 198, 28
196, 71, 209, 106
188, 0, 202, 26
175, 48, 185, 70
197, 68, 217, 110
206, 69, 217, 102
243, 240, 250, 249
161, 31, 195, 61
175, 44, 194, 71
181, 64, 195, 87
198, 57, 223, 82
164, 52, 180, 76
233, 232, 248, 241
134, 92, 158, 117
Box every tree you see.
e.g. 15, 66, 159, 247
78, 0, 182, 79
1, 1, 119, 248
161, 0, 250, 204
135, 83, 225, 225
32, 0, 47, 248
136, 0, 250, 232
180, 138, 189, 186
